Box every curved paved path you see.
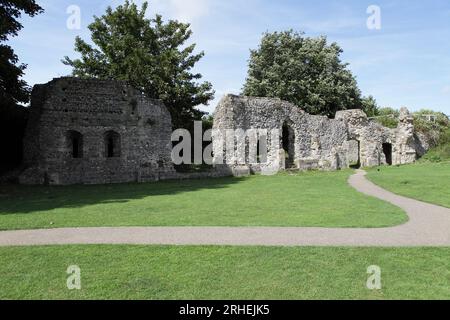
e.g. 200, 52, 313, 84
0, 170, 449, 247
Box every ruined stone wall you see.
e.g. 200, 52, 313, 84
20, 78, 426, 185
213, 95, 422, 174
20, 77, 175, 185
335, 109, 392, 167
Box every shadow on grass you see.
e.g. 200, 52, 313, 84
0, 176, 245, 215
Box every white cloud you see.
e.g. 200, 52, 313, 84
150, 0, 210, 23
169, 0, 210, 23
301, 17, 362, 33
442, 86, 450, 94
112, 0, 210, 24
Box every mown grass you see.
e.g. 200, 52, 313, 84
0, 245, 449, 300
367, 162, 450, 208
0, 170, 406, 230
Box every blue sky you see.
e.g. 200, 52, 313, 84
9, 0, 450, 115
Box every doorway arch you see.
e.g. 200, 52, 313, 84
349, 140, 361, 169
282, 121, 295, 168
383, 143, 393, 166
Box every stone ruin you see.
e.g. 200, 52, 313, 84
20, 77, 176, 185
212, 95, 425, 175
19, 78, 428, 185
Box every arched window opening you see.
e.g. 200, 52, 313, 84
104, 131, 121, 158
257, 134, 268, 164
67, 130, 83, 159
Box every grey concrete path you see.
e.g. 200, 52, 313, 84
0, 170, 449, 247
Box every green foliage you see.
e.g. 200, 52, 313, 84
361, 95, 379, 117
0, 45, 29, 106
373, 107, 399, 129
440, 127, 450, 145
378, 107, 399, 117
0, 1, 42, 170
0, 0, 43, 107
420, 145, 450, 163
373, 108, 449, 144
0, 0, 43, 40
63, 1, 214, 129
202, 114, 214, 131
419, 128, 450, 163
413, 109, 449, 147
242, 30, 363, 117
173, 114, 215, 173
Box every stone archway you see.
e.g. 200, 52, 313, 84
348, 140, 361, 169
383, 143, 393, 166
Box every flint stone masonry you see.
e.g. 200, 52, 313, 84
20, 77, 176, 185
20, 78, 430, 185
213, 95, 427, 174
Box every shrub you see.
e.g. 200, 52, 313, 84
413, 110, 449, 147
374, 107, 399, 129
418, 126, 450, 163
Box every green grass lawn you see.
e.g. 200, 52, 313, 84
0, 245, 449, 300
0, 170, 406, 230
367, 162, 450, 208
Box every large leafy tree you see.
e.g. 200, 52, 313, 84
0, 0, 43, 107
0, 0, 43, 171
242, 30, 364, 117
63, 1, 214, 129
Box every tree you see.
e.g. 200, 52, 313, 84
361, 95, 379, 117
63, 1, 214, 129
0, 0, 43, 172
242, 30, 363, 117
0, 0, 43, 107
